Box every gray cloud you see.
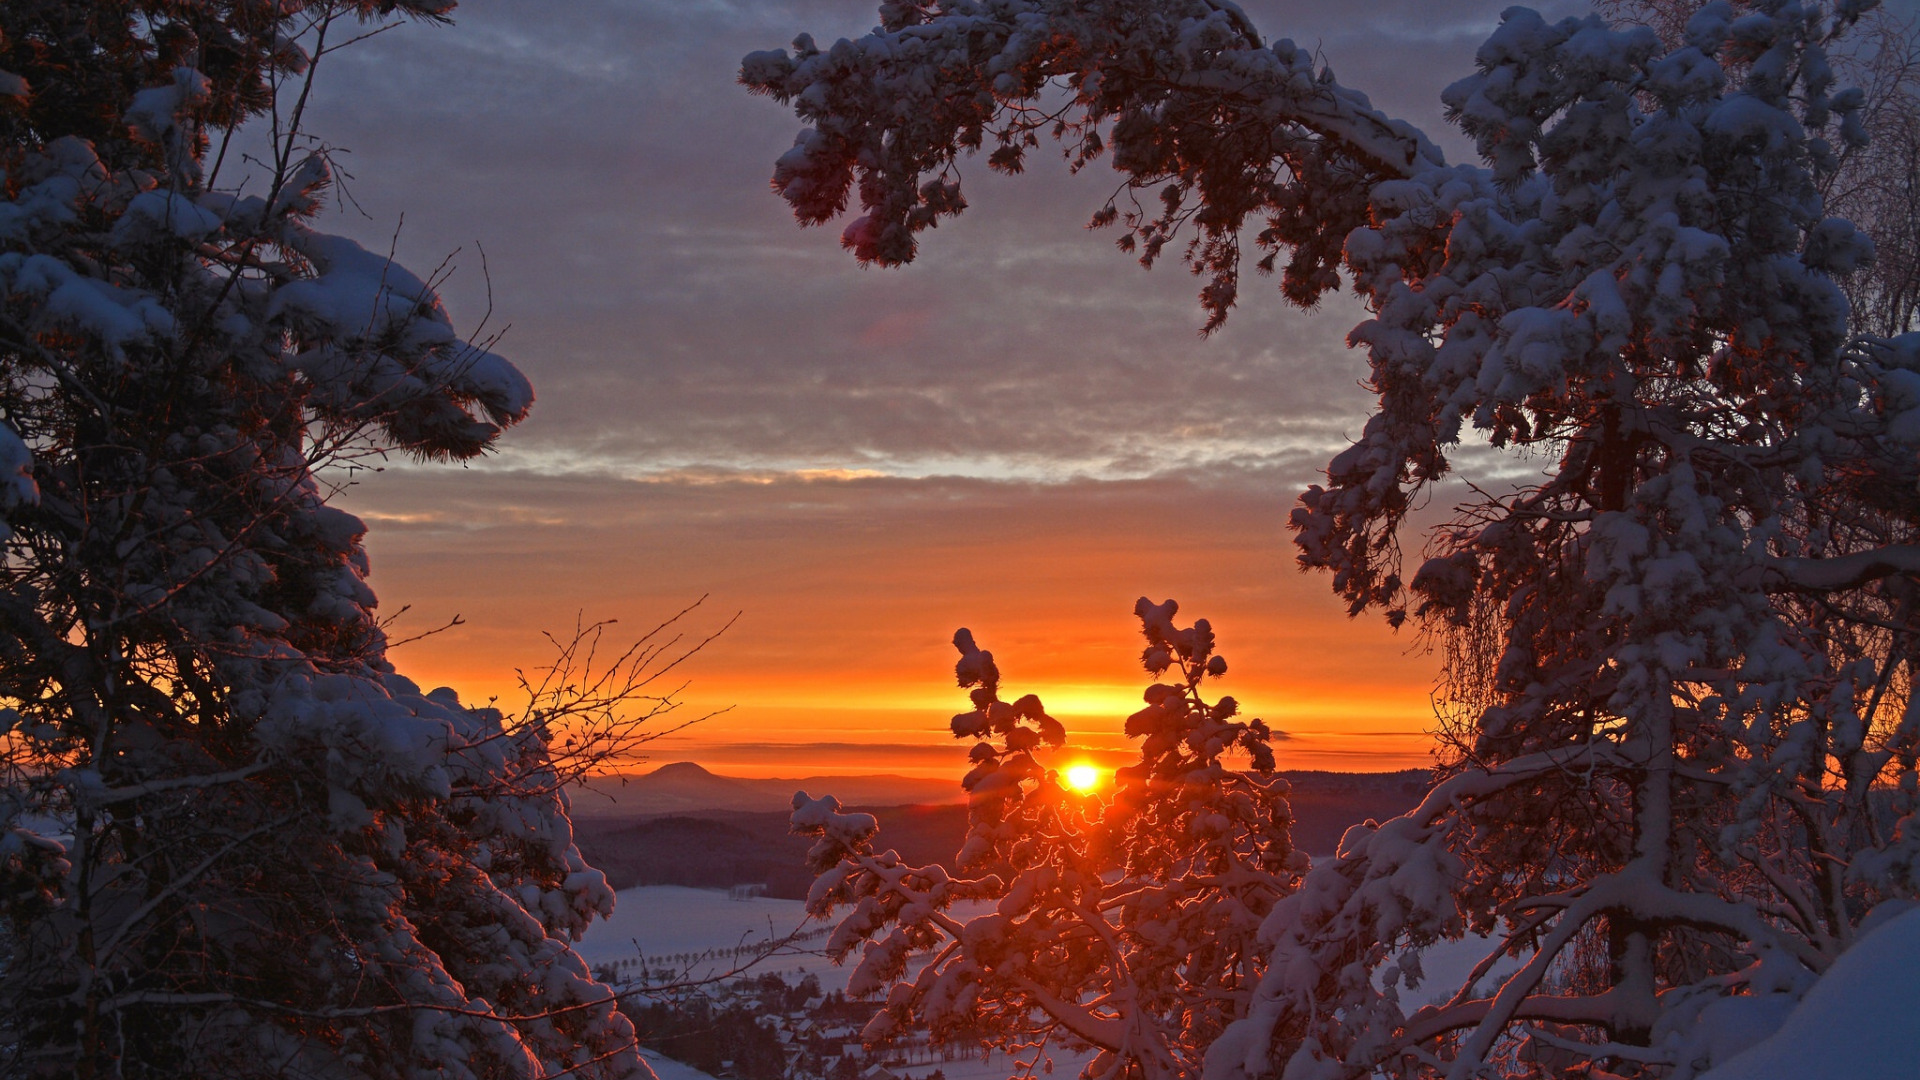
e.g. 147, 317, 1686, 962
299, 0, 1584, 482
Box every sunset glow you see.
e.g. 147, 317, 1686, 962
1064, 763, 1103, 793
309, 0, 1473, 783
357, 471, 1445, 779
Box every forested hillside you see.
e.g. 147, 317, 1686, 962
575, 771, 1429, 896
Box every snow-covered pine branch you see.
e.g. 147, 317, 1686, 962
739, 0, 1444, 331
752, 1, 1920, 1077
0, 5, 647, 1077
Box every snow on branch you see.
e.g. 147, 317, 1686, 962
1767, 543, 1920, 591
754, 1, 1920, 1076
790, 601, 1298, 1080
742, 0, 1442, 328
0, 4, 644, 1075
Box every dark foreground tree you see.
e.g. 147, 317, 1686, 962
0, 4, 646, 1077
748, 0, 1920, 1076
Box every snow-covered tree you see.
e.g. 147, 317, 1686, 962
791, 600, 1298, 1080
1597, 0, 1920, 335
748, 0, 1920, 1076
0, 4, 646, 1077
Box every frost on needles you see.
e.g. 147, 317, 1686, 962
748, 1, 1920, 1077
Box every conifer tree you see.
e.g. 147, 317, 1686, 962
748, 0, 1920, 1075
792, 600, 1296, 1080
1599, 0, 1920, 335
0, 4, 645, 1076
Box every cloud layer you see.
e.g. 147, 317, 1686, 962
298, 0, 1587, 774
304, 0, 1579, 479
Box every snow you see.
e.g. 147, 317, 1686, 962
575, 886, 827, 972
0, 419, 35, 536
887, 1048, 1096, 1080
123, 67, 209, 144
638, 1047, 719, 1080
112, 190, 226, 244
1387, 933, 1525, 1009
5, 15, 622, 1071
1698, 905, 1920, 1080
575, 885, 990, 994
0, 252, 178, 354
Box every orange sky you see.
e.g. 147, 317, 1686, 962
346, 470, 1444, 779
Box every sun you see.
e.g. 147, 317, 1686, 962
1063, 763, 1103, 793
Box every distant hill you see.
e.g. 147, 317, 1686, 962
571, 768, 1432, 899
569, 761, 962, 817
574, 804, 964, 900
1280, 769, 1430, 854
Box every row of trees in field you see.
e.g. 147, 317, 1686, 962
2, 0, 1918, 1077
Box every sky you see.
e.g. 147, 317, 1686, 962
298, 0, 1596, 779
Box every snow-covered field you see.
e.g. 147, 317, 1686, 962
640, 1043, 1089, 1080
886, 1048, 1096, 1080
577, 885, 1519, 1008
576, 885, 848, 988
577, 885, 993, 993
639, 1048, 722, 1080
1697, 905, 1920, 1080
587, 886, 1091, 1080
